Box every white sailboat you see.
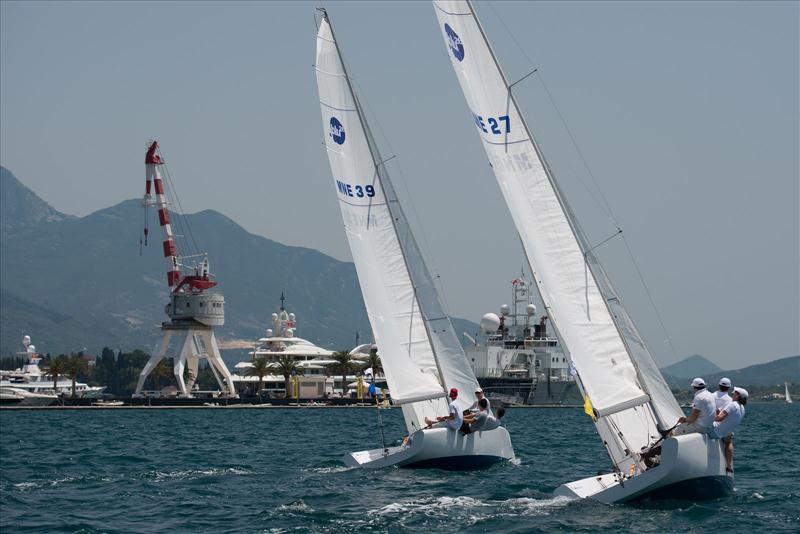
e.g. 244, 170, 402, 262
315, 9, 514, 469
433, 0, 729, 501
785, 382, 793, 404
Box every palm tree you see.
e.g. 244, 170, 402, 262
150, 359, 171, 391
247, 357, 270, 394
331, 351, 357, 397
40, 355, 69, 394
271, 355, 303, 398
366, 349, 382, 379
64, 353, 90, 397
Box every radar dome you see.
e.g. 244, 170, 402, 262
289, 313, 296, 321
286, 328, 294, 338
526, 304, 536, 316
500, 304, 510, 316
271, 313, 279, 322
22, 335, 31, 347
265, 329, 273, 337
480, 313, 501, 333
28, 345, 36, 353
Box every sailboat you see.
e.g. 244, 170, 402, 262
433, 0, 729, 501
785, 382, 793, 404
314, 9, 514, 469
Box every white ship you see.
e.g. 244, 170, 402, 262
232, 294, 371, 398
0, 335, 105, 399
464, 274, 575, 405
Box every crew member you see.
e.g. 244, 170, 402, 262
464, 387, 491, 416
714, 377, 732, 414
461, 398, 490, 434
482, 406, 506, 431
425, 388, 462, 431
713, 387, 747, 473
672, 378, 715, 435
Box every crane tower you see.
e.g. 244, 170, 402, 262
134, 141, 237, 398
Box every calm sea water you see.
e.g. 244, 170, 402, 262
1, 404, 798, 533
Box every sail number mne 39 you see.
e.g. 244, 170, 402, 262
336, 180, 376, 198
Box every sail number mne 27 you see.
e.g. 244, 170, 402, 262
473, 113, 511, 135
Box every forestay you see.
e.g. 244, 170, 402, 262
315, 13, 479, 433
433, 0, 680, 469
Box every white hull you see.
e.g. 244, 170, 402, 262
555, 433, 731, 503
344, 426, 514, 469
0, 387, 57, 407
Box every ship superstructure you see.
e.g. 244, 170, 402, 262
232, 294, 340, 398
464, 275, 575, 405
0, 335, 103, 399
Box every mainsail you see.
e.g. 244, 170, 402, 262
315, 11, 480, 434
433, 0, 682, 471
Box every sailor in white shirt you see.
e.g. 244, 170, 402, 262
713, 387, 747, 473
424, 388, 463, 431
672, 378, 716, 436
714, 377, 733, 413
465, 388, 492, 416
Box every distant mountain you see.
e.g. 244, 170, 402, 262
660, 354, 722, 379
0, 169, 478, 358
1, 166, 73, 228
663, 355, 800, 388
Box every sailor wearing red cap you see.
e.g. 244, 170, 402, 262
424, 388, 463, 431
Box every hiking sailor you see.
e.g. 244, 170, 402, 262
461, 398, 490, 434
714, 377, 733, 414
464, 387, 491, 416
482, 406, 506, 431
425, 388, 463, 430
713, 387, 747, 473
671, 378, 715, 436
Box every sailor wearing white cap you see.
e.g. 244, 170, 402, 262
672, 378, 716, 436
465, 387, 492, 416
714, 377, 733, 413
713, 387, 748, 473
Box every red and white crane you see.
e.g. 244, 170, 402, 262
134, 141, 237, 398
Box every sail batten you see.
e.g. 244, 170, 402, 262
433, 0, 680, 464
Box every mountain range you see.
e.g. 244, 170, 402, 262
662, 355, 799, 388
0, 166, 477, 357
2, 166, 795, 389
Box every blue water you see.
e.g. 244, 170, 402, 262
1, 404, 798, 533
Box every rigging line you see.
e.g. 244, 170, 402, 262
487, 2, 680, 365
585, 228, 623, 256
351, 78, 455, 315
157, 151, 201, 260
620, 233, 681, 364
486, 1, 618, 227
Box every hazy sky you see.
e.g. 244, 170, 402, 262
1, 1, 797, 370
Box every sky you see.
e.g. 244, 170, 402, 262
1, 1, 797, 370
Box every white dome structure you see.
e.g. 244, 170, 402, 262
480, 313, 501, 333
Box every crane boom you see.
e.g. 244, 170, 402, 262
144, 140, 216, 294
145, 141, 181, 289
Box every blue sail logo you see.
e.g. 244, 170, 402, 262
444, 23, 464, 62
329, 117, 345, 145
